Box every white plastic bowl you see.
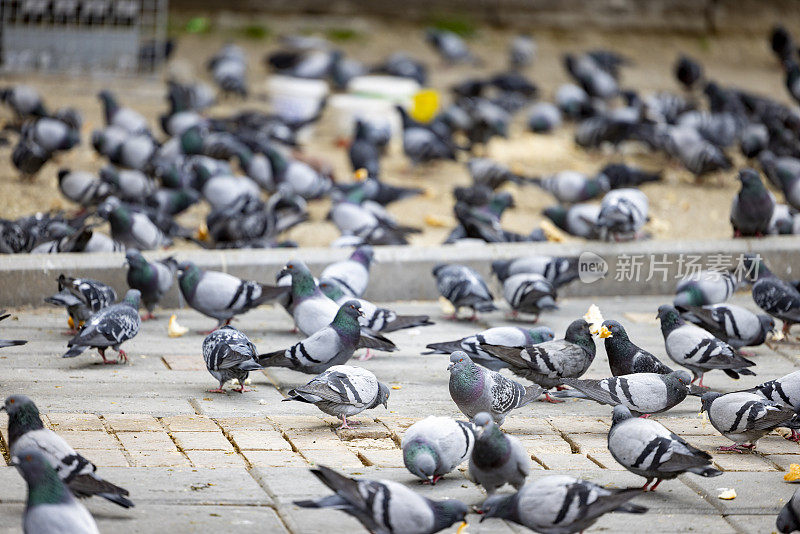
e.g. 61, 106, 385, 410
266, 75, 329, 123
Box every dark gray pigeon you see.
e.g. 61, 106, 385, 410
425, 28, 480, 65
674, 270, 736, 307
731, 168, 775, 237
743, 254, 800, 336
561, 371, 691, 416
701, 391, 796, 451
4, 395, 133, 509
678, 303, 775, 351
295, 466, 468, 534
202, 326, 262, 393
424, 326, 555, 371
284, 365, 389, 429
45, 275, 116, 333
658, 304, 755, 387
777, 487, 800, 533
0, 311, 26, 348
478, 474, 647, 533
98, 90, 149, 134
13, 448, 100, 534
608, 405, 722, 491
760, 150, 800, 211
601, 320, 673, 377
62, 289, 141, 364
433, 263, 496, 319
502, 273, 557, 318
448, 351, 542, 425
97, 196, 171, 250
125, 249, 177, 320
177, 261, 287, 330
402, 416, 475, 484
468, 412, 530, 495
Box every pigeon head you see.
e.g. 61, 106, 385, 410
430, 499, 469, 533
611, 405, 634, 425
331, 300, 364, 335
741, 254, 771, 281
96, 196, 122, 221
599, 320, 627, 341
527, 326, 555, 344
122, 289, 141, 309
737, 168, 764, 191
403, 439, 438, 483
56, 168, 70, 184
432, 263, 448, 278
285, 260, 317, 298
564, 319, 595, 350
350, 245, 374, 267
473, 412, 493, 428
2, 395, 44, 444
657, 305, 683, 333
12, 448, 72, 506
758, 315, 776, 336
671, 370, 693, 386
180, 125, 205, 155
478, 493, 514, 521
448, 351, 472, 371
673, 283, 704, 308
700, 392, 723, 413
339, 300, 364, 320
318, 278, 346, 301
125, 248, 145, 267
376, 382, 390, 409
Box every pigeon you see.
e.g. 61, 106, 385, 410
44, 275, 117, 333
778, 487, 800, 533
662, 124, 732, 176
0, 84, 47, 118
320, 245, 374, 298
4, 395, 133, 509
740, 123, 769, 159
468, 412, 530, 495
466, 158, 536, 189
607, 405, 722, 491
125, 249, 177, 320
674, 270, 737, 307
99, 166, 157, 203
294, 466, 468, 534
731, 168, 775, 237
658, 304, 756, 387
597, 163, 662, 189
509, 34, 536, 70
771, 25, 796, 62
677, 304, 775, 350
448, 351, 542, 425
565, 53, 619, 99
425, 28, 479, 65
502, 273, 557, 318
26, 117, 80, 153
0, 311, 26, 348
402, 416, 475, 484
177, 261, 287, 331
319, 278, 433, 333
57, 169, 112, 208
527, 102, 562, 133
202, 326, 262, 393
330, 193, 419, 246
701, 391, 796, 451
543, 203, 601, 239
336, 173, 423, 207
480, 319, 597, 402
62, 289, 141, 364
675, 55, 703, 90
492, 255, 579, 288
424, 326, 555, 371
258, 301, 366, 374
284, 365, 390, 428
742, 254, 800, 335
535, 171, 609, 204
600, 320, 674, 376
746, 370, 800, 412
349, 121, 381, 177
561, 371, 692, 416
13, 448, 100, 534
207, 44, 248, 97
433, 264, 496, 319
477, 474, 647, 533
555, 83, 592, 119
97, 197, 171, 250
98, 90, 149, 134
597, 188, 649, 241
397, 106, 457, 165
759, 151, 800, 211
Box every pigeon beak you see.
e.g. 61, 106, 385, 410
358, 309, 365, 317
9, 455, 18, 467
597, 325, 613, 339
0, 406, 5, 412
447, 363, 454, 371
456, 521, 468, 533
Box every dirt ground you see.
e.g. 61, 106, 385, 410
0, 16, 793, 248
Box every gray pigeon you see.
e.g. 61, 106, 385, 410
777, 487, 800, 533
177, 261, 287, 331
600, 320, 673, 377
284, 365, 390, 429
13, 448, 100, 534
402, 416, 475, 484
1, 84, 47, 118
509, 34, 536, 69
258, 301, 364, 374
535, 171, 609, 204
424, 326, 555, 371
760, 150, 800, 211
98, 90, 149, 134
731, 168, 776, 237
62, 289, 141, 364
99, 165, 157, 203
202, 326, 262, 393
527, 102, 562, 133
45, 274, 117, 333
491, 255, 579, 288
480, 319, 597, 402
678, 303, 775, 351
425, 28, 480, 65
295, 466, 468, 534
502, 273, 557, 318
57, 169, 111, 208
478, 474, 647, 533
448, 351, 542, 425
608, 405, 722, 491
658, 304, 756, 387
742, 254, 800, 336
97, 196, 171, 250
597, 188, 649, 241
0, 311, 26, 348
746, 370, 800, 432
701, 391, 796, 451
433, 263, 496, 319
320, 245, 374, 298
674, 270, 737, 307
561, 371, 692, 416
125, 249, 177, 320
468, 412, 530, 495
4, 395, 133, 509
543, 203, 601, 239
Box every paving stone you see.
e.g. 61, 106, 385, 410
243, 450, 309, 467
519, 435, 574, 455
680, 472, 795, 514
229, 430, 292, 451
216, 417, 276, 431
335, 420, 392, 440
93, 505, 288, 533
279, 503, 368, 534
172, 431, 234, 451
45, 412, 105, 431
534, 453, 604, 470
163, 355, 205, 371
58, 430, 121, 450
185, 450, 245, 468
726, 513, 785, 534
355, 448, 406, 468
588, 512, 737, 533
301, 448, 364, 469
501, 416, 559, 436
565, 433, 609, 454
344, 437, 398, 451
104, 414, 162, 432
752, 435, 800, 455
764, 454, 800, 471
127, 451, 191, 467
75, 448, 130, 467
712, 453, 780, 472
660, 416, 724, 436
162, 415, 219, 432
548, 415, 610, 434
269, 415, 330, 431
286, 431, 346, 451
118, 432, 178, 452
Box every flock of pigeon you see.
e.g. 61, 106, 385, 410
3, 21, 800, 534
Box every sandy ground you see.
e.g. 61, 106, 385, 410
0, 16, 794, 248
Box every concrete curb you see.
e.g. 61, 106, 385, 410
1, 236, 799, 308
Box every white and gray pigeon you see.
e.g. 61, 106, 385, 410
44, 274, 117, 333
320, 245, 374, 298
57, 169, 111, 208
402, 416, 475, 484
658, 304, 756, 387
600, 320, 674, 377
4, 395, 133, 509
597, 188, 649, 241
502, 273, 557, 318
509, 34, 536, 70
701, 391, 796, 451
177, 261, 288, 330
491, 255, 579, 288
535, 171, 609, 204
678, 303, 775, 350
448, 351, 542, 425
200, 173, 261, 212
295, 465, 468, 534
777, 487, 800, 533
202, 326, 262, 393
284, 365, 390, 429
743, 254, 800, 336
607, 405, 722, 492
62, 289, 141, 364
674, 270, 737, 307
97, 196, 171, 250
424, 326, 555, 371
543, 203, 601, 239
13, 448, 100, 534
258, 301, 365, 374
561, 371, 692, 416
477, 474, 647, 533
433, 263, 496, 319
527, 102, 562, 133
99, 165, 157, 203
1, 84, 47, 118
745, 369, 800, 440
125, 249, 177, 320
468, 412, 530, 495
98, 90, 149, 134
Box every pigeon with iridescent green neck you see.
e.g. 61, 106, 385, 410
125, 249, 177, 320
320, 245, 374, 298
674, 270, 736, 307
14, 448, 100, 534
469, 412, 529, 495
402, 416, 475, 484
202, 326, 261, 393
97, 196, 171, 250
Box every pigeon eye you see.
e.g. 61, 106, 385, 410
8, 399, 14, 404
24, 454, 31, 461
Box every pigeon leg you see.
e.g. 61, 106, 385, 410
431, 474, 442, 484
541, 392, 564, 404
444, 313, 459, 321
783, 322, 792, 336
649, 479, 663, 491
290, 326, 299, 334
207, 388, 226, 393
233, 384, 252, 393
117, 349, 128, 364
141, 312, 156, 321
224, 318, 233, 326
639, 414, 652, 419
696, 374, 706, 388
718, 443, 749, 453
641, 478, 653, 491
736, 349, 755, 358
98, 348, 114, 364
468, 311, 478, 322
555, 385, 567, 391
337, 416, 354, 430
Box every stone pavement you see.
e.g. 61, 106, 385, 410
0, 293, 798, 533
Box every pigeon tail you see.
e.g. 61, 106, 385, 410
686, 465, 723, 478
479, 344, 527, 367
473, 301, 498, 313
0, 339, 27, 348
98, 492, 135, 508
237, 359, 263, 372
379, 314, 434, 333
62, 345, 88, 358
357, 332, 398, 352
519, 385, 545, 406
256, 350, 293, 368
423, 340, 463, 355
